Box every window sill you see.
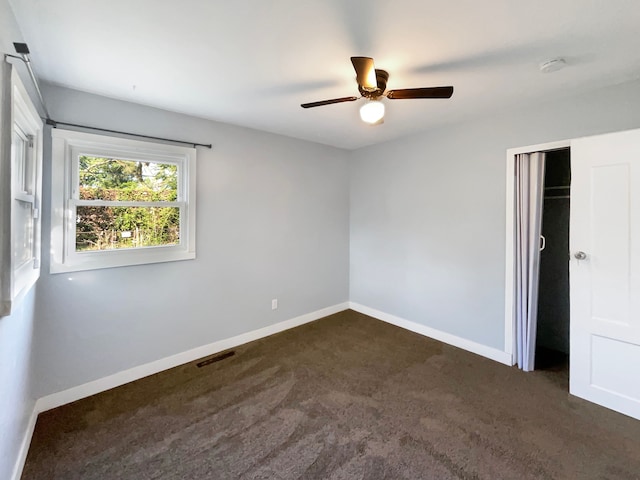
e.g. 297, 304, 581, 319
50, 248, 196, 274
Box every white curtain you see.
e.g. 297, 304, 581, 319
515, 152, 545, 371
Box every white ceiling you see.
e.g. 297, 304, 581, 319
8, 0, 640, 150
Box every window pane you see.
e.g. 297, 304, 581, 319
76, 206, 180, 251
12, 130, 29, 194
13, 200, 33, 267
78, 155, 178, 202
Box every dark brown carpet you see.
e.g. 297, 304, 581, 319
22, 310, 640, 479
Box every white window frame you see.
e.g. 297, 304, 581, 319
0, 67, 43, 316
50, 129, 196, 273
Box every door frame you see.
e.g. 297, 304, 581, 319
504, 139, 571, 365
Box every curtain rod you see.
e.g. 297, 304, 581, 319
5, 50, 52, 121
47, 120, 213, 149
5, 43, 212, 149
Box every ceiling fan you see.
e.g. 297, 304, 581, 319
301, 57, 454, 125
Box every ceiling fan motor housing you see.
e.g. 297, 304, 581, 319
360, 69, 389, 98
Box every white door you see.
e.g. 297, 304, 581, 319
570, 129, 640, 420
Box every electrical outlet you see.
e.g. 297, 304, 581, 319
271, 298, 278, 310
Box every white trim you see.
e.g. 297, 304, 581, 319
350, 302, 513, 365
505, 140, 571, 157
504, 151, 516, 362
0, 68, 43, 317
504, 139, 571, 365
10, 407, 38, 480
35, 302, 350, 412
49, 129, 197, 274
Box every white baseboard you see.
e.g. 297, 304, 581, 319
16, 300, 509, 480
349, 302, 513, 366
35, 302, 350, 413
11, 406, 38, 480
11, 302, 348, 479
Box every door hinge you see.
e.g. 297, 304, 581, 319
32, 208, 39, 219
33, 258, 40, 269
27, 135, 34, 148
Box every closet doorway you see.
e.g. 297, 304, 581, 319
504, 139, 570, 369
535, 148, 571, 371
506, 130, 640, 420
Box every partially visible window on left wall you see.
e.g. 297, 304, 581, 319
0, 67, 43, 316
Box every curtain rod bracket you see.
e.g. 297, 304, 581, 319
6, 43, 54, 122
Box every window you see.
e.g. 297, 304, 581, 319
51, 129, 196, 273
0, 68, 43, 316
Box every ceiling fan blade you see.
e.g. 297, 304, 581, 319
386, 86, 454, 100
300, 96, 359, 108
351, 57, 377, 91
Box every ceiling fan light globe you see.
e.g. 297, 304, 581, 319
360, 100, 385, 124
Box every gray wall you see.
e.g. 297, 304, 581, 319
0, 2, 39, 478
2, 6, 640, 475
349, 79, 640, 350
0, 289, 36, 480
32, 85, 350, 398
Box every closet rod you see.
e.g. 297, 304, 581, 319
5, 42, 212, 149
544, 195, 570, 199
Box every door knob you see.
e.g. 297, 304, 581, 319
574, 251, 587, 260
